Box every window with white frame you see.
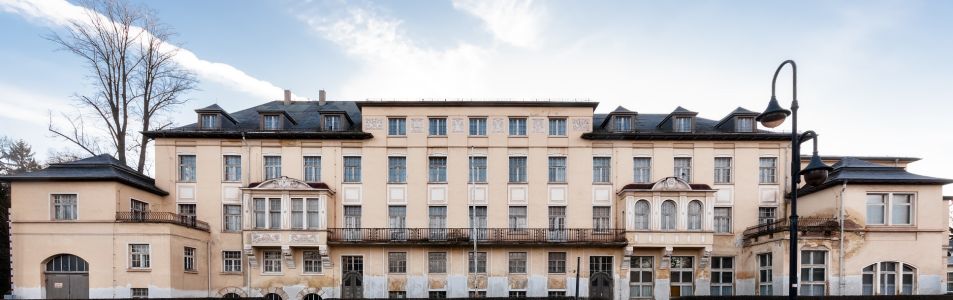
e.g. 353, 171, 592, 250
509, 117, 527, 136
468, 251, 487, 273
593, 157, 611, 183
343, 206, 361, 240
673, 116, 693, 132
509, 156, 527, 183
711, 257, 734, 296
758, 207, 777, 225
633, 157, 651, 183
129, 244, 150, 269
548, 157, 567, 183
343, 156, 361, 182
428, 252, 447, 273
800, 250, 827, 296
131, 199, 148, 220
670, 256, 694, 297
862, 261, 916, 295
428, 206, 447, 233
629, 256, 654, 299
131, 288, 149, 299
324, 115, 342, 131
759, 157, 777, 184
303, 156, 321, 182
714, 207, 731, 233
184, 247, 196, 272
388, 252, 406, 273
714, 157, 732, 184
223, 155, 241, 182
508, 206, 527, 230
947, 272, 953, 294
614, 116, 633, 132
674, 157, 692, 182
549, 118, 567, 136
548, 252, 566, 273
303, 250, 321, 273
253, 198, 281, 229
179, 155, 196, 182
51, 194, 77, 221
269, 198, 281, 229
223, 251, 241, 272
291, 198, 305, 229
661, 200, 677, 230
687, 200, 703, 231
867, 193, 915, 225
469, 156, 487, 183
469, 118, 486, 136
508, 252, 527, 273
388, 117, 406, 136
758, 253, 773, 295
262, 115, 281, 130
263, 156, 281, 180
429, 117, 447, 136
428, 157, 447, 183
593, 206, 611, 232
388, 157, 406, 183
389, 206, 407, 240
736, 117, 754, 132
262, 249, 281, 273
634, 200, 650, 230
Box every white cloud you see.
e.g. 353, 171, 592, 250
451, 0, 544, 48
0, 0, 290, 100
0, 83, 66, 125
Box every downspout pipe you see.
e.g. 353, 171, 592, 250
241, 132, 250, 296
838, 180, 847, 295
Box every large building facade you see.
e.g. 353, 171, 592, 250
3, 95, 951, 299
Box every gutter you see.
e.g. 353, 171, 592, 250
838, 180, 847, 295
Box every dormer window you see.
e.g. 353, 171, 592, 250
200, 114, 219, 129
263, 114, 281, 130
736, 117, 754, 132
325, 115, 342, 131
614, 116, 633, 132
673, 117, 693, 133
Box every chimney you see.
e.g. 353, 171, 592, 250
319, 90, 327, 106
283, 89, 292, 105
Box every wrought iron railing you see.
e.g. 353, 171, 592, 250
742, 217, 839, 240
115, 211, 211, 232
327, 228, 626, 245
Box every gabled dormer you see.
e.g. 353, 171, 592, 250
658, 106, 698, 133
715, 107, 760, 133
320, 111, 354, 132
194, 104, 237, 130
257, 109, 298, 130
600, 106, 638, 132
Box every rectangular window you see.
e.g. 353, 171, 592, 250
130, 199, 148, 220
224, 205, 242, 232
429, 206, 447, 230
590, 256, 613, 275
291, 198, 305, 229
867, 193, 915, 225
388, 117, 406, 136
548, 291, 566, 297
428, 252, 447, 273
388, 157, 406, 183
223, 155, 241, 182
614, 116, 632, 132
548, 252, 566, 273
343, 156, 361, 182
736, 117, 754, 132
51, 194, 77, 221
758, 253, 773, 295
268, 198, 281, 229
670, 256, 694, 297
429, 117, 447, 136
469, 156, 487, 183
867, 193, 886, 225
711, 257, 734, 296
509, 156, 527, 183
470, 206, 488, 239
508, 252, 527, 273
947, 272, 953, 294
343, 206, 361, 240
179, 155, 196, 182
508, 206, 527, 229
389, 206, 407, 240
253, 198, 266, 229
548, 157, 567, 183
388, 291, 406, 299
509, 117, 527, 136
549, 118, 567, 136
263, 249, 282, 273
428, 291, 447, 298
593, 157, 611, 183
303, 250, 322, 273
324, 115, 342, 131
263, 115, 280, 130
303, 156, 321, 182
131, 288, 149, 299
548, 207, 566, 240
129, 244, 150, 269
184, 247, 196, 272
674, 157, 692, 182
629, 256, 654, 299
758, 207, 777, 225
714, 157, 732, 184
468, 251, 487, 273
178, 204, 196, 225
593, 206, 611, 232
388, 252, 406, 273
429, 157, 448, 183
759, 157, 777, 184
306, 198, 320, 229
633, 157, 651, 183
223, 251, 242, 272
674, 116, 693, 132
469, 117, 487, 136
263, 155, 281, 180
508, 291, 527, 298
891, 194, 913, 225
200, 114, 218, 129
714, 207, 731, 233
800, 250, 827, 296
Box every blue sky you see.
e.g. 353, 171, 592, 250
1, 0, 952, 192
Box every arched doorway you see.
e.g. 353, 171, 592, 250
44, 254, 89, 299
302, 293, 321, 300
264, 293, 282, 300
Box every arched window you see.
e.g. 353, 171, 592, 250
265, 293, 283, 300
303, 294, 321, 300
862, 262, 916, 295
45, 254, 88, 273
222, 293, 241, 299
687, 200, 703, 230
661, 200, 677, 230
634, 200, 650, 230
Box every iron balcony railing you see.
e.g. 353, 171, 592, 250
327, 228, 627, 246
742, 217, 839, 240
115, 211, 211, 232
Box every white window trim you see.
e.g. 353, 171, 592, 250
757, 252, 773, 296
302, 155, 322, 183
758, 155, 779, 185
221, 250, 243, 273
221, 153, 243, 183
798, 247, 829, 296
713, 156, 733, 184
49, 192, 79, 221
866, 192, 917, 226
301, 250, 324, 275
252, 196, 283, 229
261, 249, 283, 275
127, 243, 151, 270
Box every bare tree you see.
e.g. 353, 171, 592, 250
47, 0, 195, 172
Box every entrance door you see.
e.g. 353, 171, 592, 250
589, 256, 613, 300
44, 254, 89, 299
341, 256, 363, 299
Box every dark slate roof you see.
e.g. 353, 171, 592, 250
0, 154, 167, 196
611, 106, 634, 113
797, 157, 953, 197
195, 104, 238, 124
798, 155, 921, 163
714, 107, 759, 129
585, 112, 789, 141
356, 100, 599, 108
144, 101, 372, 140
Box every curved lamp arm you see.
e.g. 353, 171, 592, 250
771, 60, 797, 102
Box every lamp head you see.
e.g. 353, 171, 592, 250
756, 96, 791, 128
800, 154, 833, 187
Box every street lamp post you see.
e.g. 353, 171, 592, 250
755, 60, 833, 298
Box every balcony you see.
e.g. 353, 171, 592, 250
327, 228, 627, 246
115, 211, 210, 232
742, 217, 839, 242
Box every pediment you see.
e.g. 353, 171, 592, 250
651, 177, 693, 191
247, 176, 318, 190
